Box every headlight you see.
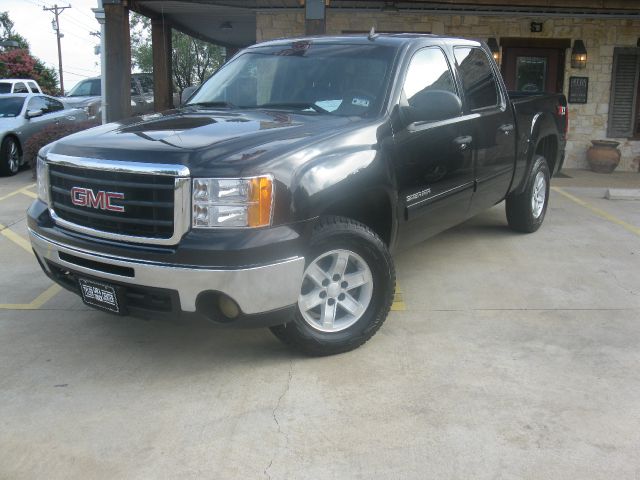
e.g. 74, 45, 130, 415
36, 155, 49, 205
192, 175, 274, 228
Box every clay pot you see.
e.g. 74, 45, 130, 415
586, 140, 621, 174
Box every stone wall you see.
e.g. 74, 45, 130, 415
256, 11, 640, 171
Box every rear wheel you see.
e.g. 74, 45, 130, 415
0, 136, 21, 176
270, 216, 395, 356
506, 155, 550, 233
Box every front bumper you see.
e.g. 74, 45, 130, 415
30, 228, 305, 321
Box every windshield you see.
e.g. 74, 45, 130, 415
67, 78, 101, 97
188, 43, 396, 116
0, 97, 25, 118
0, 82, 11, 94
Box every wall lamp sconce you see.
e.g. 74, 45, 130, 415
487, 37, 500, 63
571, 39, 587, 69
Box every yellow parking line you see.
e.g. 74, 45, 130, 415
552, 187, 640, 237
391, 282, 407, 311
20, 189, 37, 199
0, 183, 36, 202
0, 223, 33, 254
0, 284, 62, 310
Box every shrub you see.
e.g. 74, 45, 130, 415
25, 120, 100, 169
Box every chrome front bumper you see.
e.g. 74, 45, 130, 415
29, 229, 305, 315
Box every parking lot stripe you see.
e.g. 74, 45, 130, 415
0, 223, 33, 254
0, 284, 62, 310
552, 187, 640, 237
391, 283, 407, 311
0, 183, 36, 202
20, 189, 37, 199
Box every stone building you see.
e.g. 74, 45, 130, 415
105, 0, 640, 171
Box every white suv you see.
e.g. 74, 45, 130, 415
0, 79, 43, 94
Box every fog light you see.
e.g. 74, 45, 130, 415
218, 295, 240, 319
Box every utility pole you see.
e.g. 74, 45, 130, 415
43, 4, 71, 94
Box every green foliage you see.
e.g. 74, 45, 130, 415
0, 11, 29, 50
130, 12, 225, 93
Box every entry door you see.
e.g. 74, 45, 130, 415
502, 47, 563, 93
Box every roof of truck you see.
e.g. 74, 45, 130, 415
250, 33, 482, 49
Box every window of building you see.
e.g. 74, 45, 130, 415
453, 47, 500, 110
608, 47, 640, 139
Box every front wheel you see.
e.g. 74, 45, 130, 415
270, 216, 395, 356
0, 136, 21, 176
506, 155, 550, 233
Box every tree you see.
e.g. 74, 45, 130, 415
0, 11, 29, 50
130, 13, 225, 93
0, 11, 59, 94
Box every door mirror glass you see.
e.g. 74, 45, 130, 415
25, 109, 44, 119
403, 90, 462, 123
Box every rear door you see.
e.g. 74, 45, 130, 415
393, 46, 475, 247
453, 46, 516, 212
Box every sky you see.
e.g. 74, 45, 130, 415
4, 0, 103, 91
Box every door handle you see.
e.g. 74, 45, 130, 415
499, 124, 514, 135
453, 135, 473, 151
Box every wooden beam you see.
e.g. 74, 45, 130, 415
104, 2, 132, 122
152, 18, 173, 111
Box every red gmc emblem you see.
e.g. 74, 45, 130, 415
70, 187, 125, 212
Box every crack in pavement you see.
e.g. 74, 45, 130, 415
264, 360, 293, 480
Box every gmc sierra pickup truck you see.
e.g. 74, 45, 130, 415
29, 34, 567, 355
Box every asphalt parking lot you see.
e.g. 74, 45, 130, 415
1, 168, 639, 479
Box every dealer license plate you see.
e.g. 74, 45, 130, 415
79, 278, 121, 314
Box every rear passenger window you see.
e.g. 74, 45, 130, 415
403, 47, 457, 108
28, 82, 39, 93
453, 47, 499, 110
46, 97, 64, 112
13, 82, 29, 93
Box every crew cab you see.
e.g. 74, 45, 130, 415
28, 34, 567, 355
0, 79, 43, 94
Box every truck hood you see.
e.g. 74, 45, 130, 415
48, 107, 367, 177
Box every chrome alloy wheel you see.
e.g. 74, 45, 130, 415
531, 171, 546, 219
298, 249, 374, 333
7, 139, 19, 174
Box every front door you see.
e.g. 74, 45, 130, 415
502, 47, 564, 93
393, 46, 475, 248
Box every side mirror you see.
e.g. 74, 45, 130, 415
181, 86, 198, 105
25, 109, 44, 119
403, 90, 463, 124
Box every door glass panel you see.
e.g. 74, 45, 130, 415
516, 56, 547, 92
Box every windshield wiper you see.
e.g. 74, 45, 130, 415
187, 101, 237, 109
257, 102, 329, 114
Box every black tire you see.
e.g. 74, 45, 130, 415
0, 136, 22, 176
270, 216, 395, 356
506, 155, 550, 233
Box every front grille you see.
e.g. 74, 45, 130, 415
49, 164, 176, 239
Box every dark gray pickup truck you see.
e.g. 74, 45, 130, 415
29, 34, 567, 355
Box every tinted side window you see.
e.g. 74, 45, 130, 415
454, 47, 499, 110
27, 96, 49, 113
28, 81, 40, 93
14, 82, 29, 93
403, 47, 457, 108
46, 97, 64, 112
